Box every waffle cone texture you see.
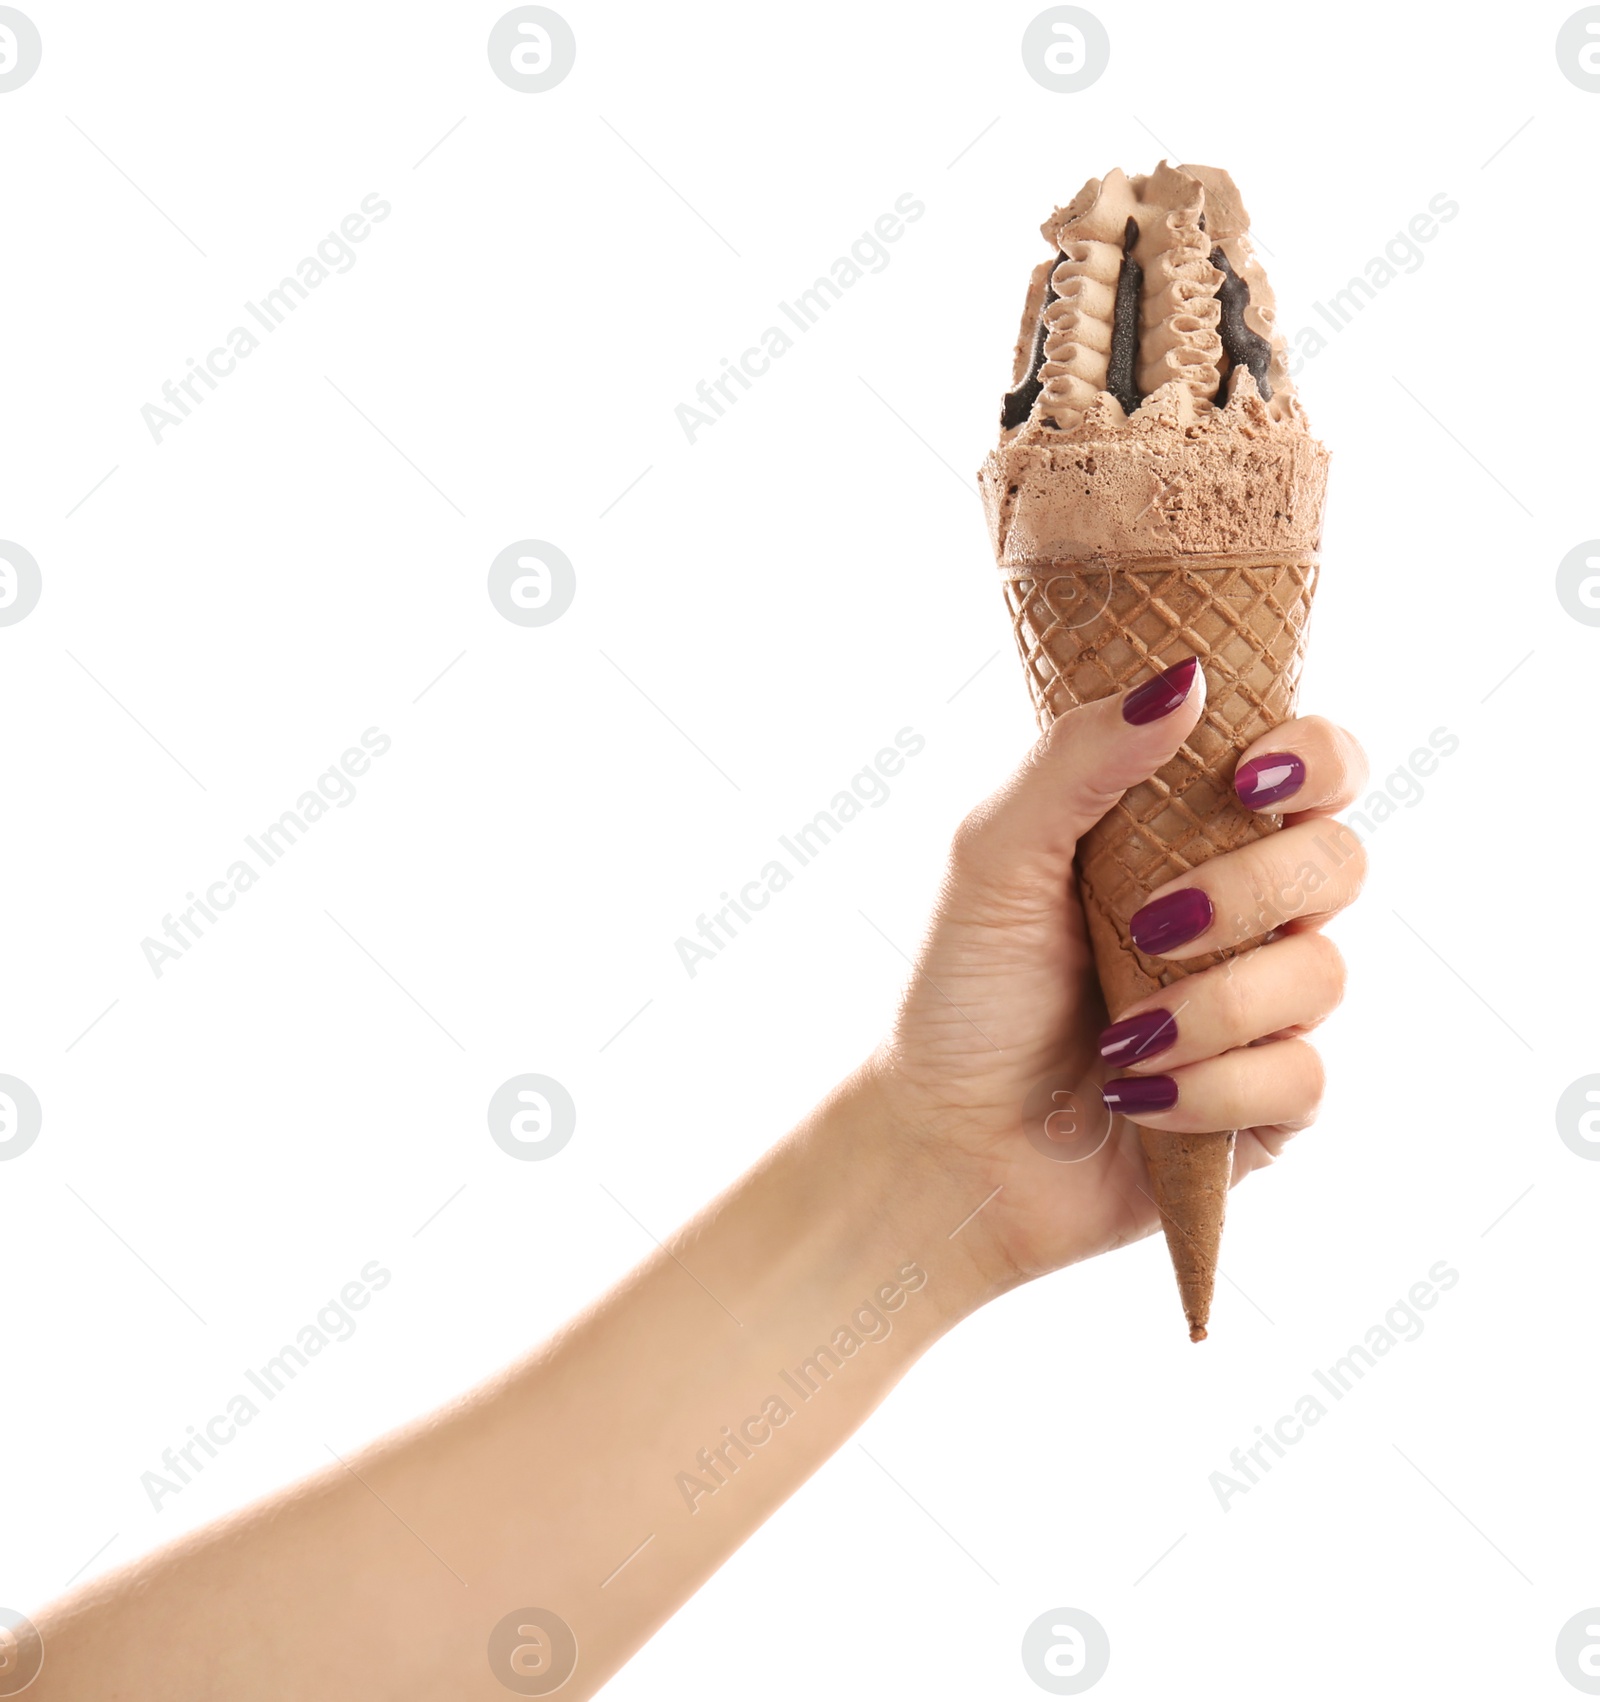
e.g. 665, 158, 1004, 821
981, 405, 1328, 1340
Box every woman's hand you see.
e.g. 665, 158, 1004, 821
866, 662, 1367, 1294
29, 656, 1366, 1702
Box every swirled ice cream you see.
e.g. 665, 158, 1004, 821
980, 161, 1327, 569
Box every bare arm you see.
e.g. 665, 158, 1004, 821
34, 1081, 999, 1699
32, 676, 1365, 1697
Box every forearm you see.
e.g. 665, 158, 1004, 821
35, 1066, 1003, 1699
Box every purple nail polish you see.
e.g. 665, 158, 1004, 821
1098, 1008, 1178, 1065
1235, 751, 1306, 810
1129, 887, 1213, 956
1122, 657, 1199, 726
1101, 1075, 1179, 1114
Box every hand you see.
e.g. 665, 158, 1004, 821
865, 663, 1367, 1295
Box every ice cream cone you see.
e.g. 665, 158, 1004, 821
978, 163, 1329, 1340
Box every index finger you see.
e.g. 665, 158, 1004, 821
1231, 714, 1368, 822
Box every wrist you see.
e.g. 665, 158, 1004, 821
803, 1061, 1015, 1333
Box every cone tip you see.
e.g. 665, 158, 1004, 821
1188, 1323, 1209, 1343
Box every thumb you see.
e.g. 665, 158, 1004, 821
954, 658, 1205, 880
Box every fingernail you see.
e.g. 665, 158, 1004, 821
1129, 887, 1213, 955
1101, 1075, 1179, 1114
1098, 1008, 1178, 1065
1122, 657, 1199, 726
1235, 751, 1306, 810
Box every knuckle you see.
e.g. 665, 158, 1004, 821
1211, 957, 1256, 1036
1297, 1042, 1328, 1118
1338, 832, 1369, 902
1295, 820, 1367, 915
1238, 857, 1284, 936
1288, 714, 1342, 779
1016, 730, 1055, 786
1305, 931, 1348, 1003
1322, 748, 1355, 804
1296, 713, 1337, 752
947, 809, 992, 877
1300, 715, 1368, 797
1335, 724, 1371, 794
1244, 835, 1316, 935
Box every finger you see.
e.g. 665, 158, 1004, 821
1233, 1123, 1304, 1175
1102, 1037, 1325, 1135
1232, 714, 1368, 820
951, 657, 1205, 883
1097, 931, 1346, 1074
1126, 817, 1365, 959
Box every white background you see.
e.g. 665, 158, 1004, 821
2, 1, 1595, 1696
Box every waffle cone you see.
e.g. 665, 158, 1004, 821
981, 410, 1327, 1339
